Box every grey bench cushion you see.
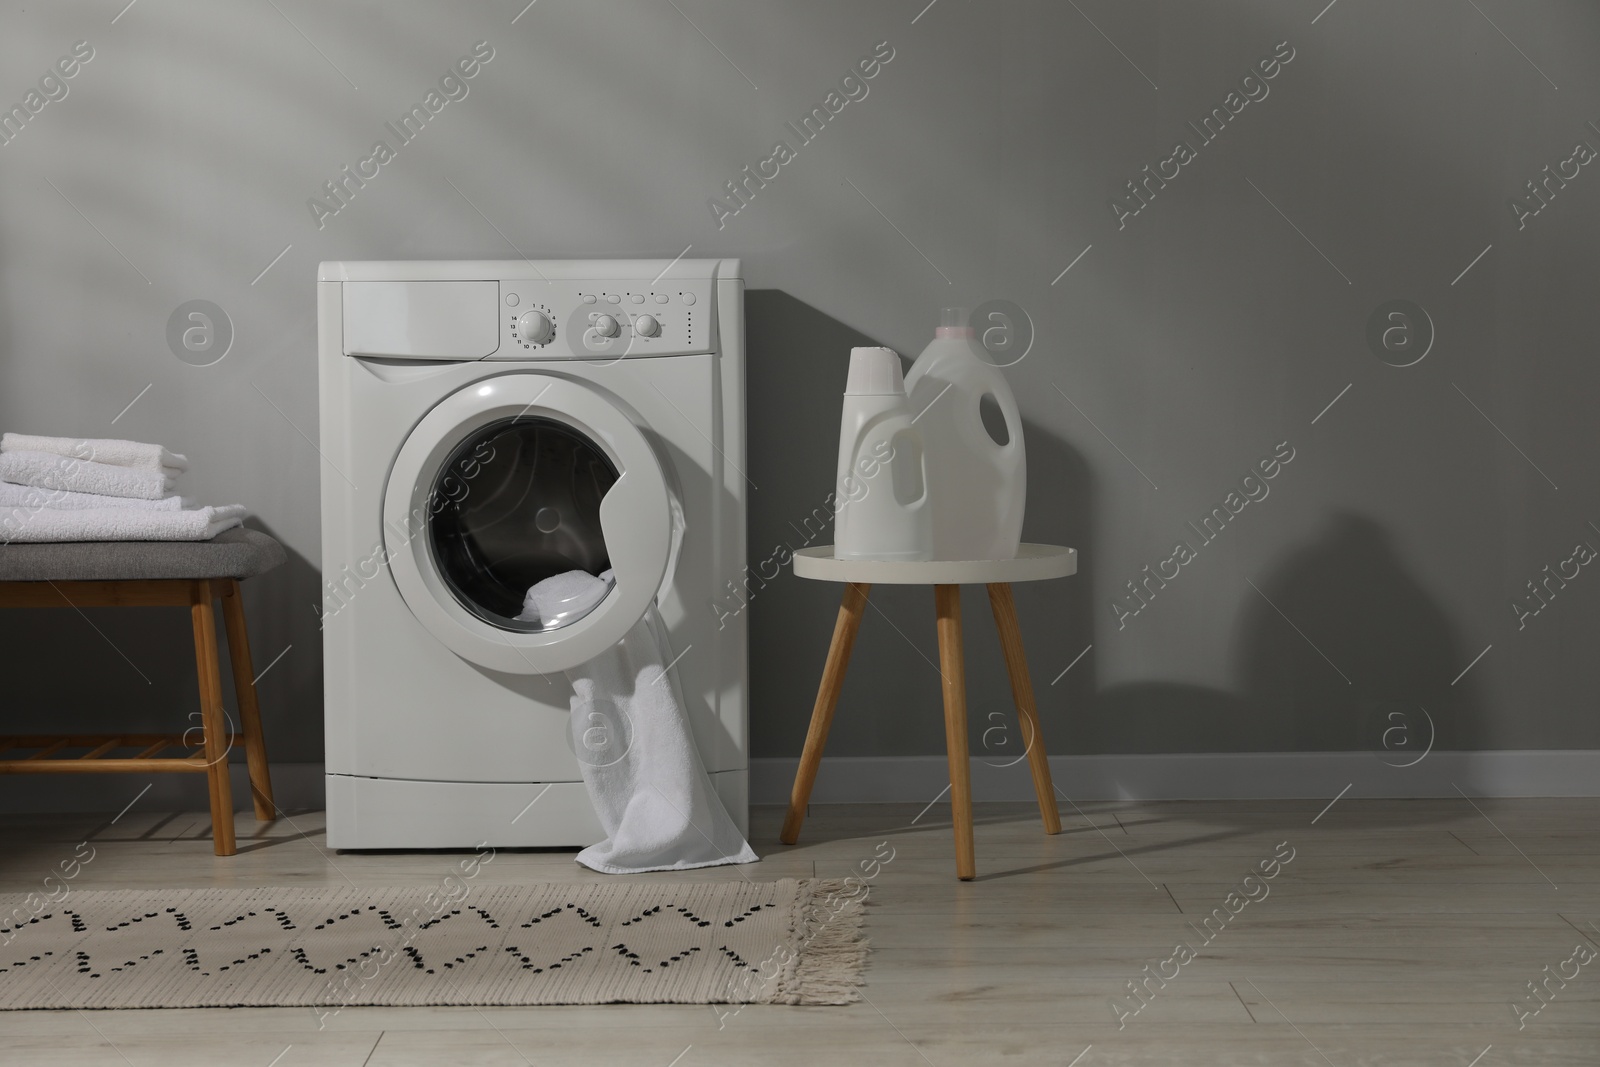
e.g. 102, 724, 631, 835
0, 528, 286, 582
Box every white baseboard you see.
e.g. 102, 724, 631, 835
747, 751, 1600, 803
0, 751, 1594, 815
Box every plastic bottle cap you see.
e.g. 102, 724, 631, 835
936, 306, 975, 339
845, 346, 906, 395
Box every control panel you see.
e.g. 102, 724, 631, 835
490, 280, 714, 361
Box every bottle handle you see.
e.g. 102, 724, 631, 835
998, 391, 1024, 454
985, 388, 1022, 454
890, 427, 929, 508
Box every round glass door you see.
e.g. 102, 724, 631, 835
428, 416, 619, 632
384, 373, 672, 675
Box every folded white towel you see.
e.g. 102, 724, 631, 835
1, 433, 189, 473
0, 481, 193, 512
0, 503, 246, 543
0, 450, 175, 501
527, 569, 758, 874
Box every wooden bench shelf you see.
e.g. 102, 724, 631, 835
0, 733, 245, 773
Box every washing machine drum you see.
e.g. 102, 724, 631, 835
383, 375, 673, 675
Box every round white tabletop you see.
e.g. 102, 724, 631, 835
792, 544, 1077, 585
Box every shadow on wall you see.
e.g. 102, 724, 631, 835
242, 519, 325, 762
743, 290, 1095, 763
1094, 512, 1487, 761
744, 293, 1483, 784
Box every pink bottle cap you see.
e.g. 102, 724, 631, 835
935, 306, 975, 339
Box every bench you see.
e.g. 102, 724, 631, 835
0, 528, 286, 855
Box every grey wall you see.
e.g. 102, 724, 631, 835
1, 0, 1597, 775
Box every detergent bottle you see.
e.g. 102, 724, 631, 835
903, 307, 1026, 560
833, 346, 932, 561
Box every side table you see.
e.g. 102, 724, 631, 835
780, 544, 1078, 880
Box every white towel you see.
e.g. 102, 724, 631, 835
1, 433, 189, 473
0, 450, 175, 501
0, 503, 246, 543
526, 569, 758, 874
0, 481, 193, 512
515, 569, 612, 628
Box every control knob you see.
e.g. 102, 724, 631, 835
515, 310, 553, 344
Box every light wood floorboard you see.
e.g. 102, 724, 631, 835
0, 800, 1595, 1065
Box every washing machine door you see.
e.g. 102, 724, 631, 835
383, 374, 673, 674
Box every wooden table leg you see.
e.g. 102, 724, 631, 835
987, 583, 1062, 835
780, 582, 870, 845
221, 579, 276, 823
191, 580, 236, 857
935, 584, 976, 881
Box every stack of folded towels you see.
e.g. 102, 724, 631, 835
0, 434, 247, 543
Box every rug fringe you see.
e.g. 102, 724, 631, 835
765, 877, 871, 1006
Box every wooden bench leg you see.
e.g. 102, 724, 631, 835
221, 579, 275, 823
935, 584, 976, 881
987, 583, 1061, 835
780, 582, 870, 845
191, 579, 236, 856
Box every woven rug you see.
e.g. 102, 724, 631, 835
0, 878, 867, 1011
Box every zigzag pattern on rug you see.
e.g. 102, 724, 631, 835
0, 879, 868, 1011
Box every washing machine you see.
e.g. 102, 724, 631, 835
316, 259, 746, 849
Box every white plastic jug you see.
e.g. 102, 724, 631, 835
833, 347, 932, 561
903, 308, 1026, 560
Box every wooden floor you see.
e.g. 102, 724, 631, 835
0, 798, 1597, 1065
